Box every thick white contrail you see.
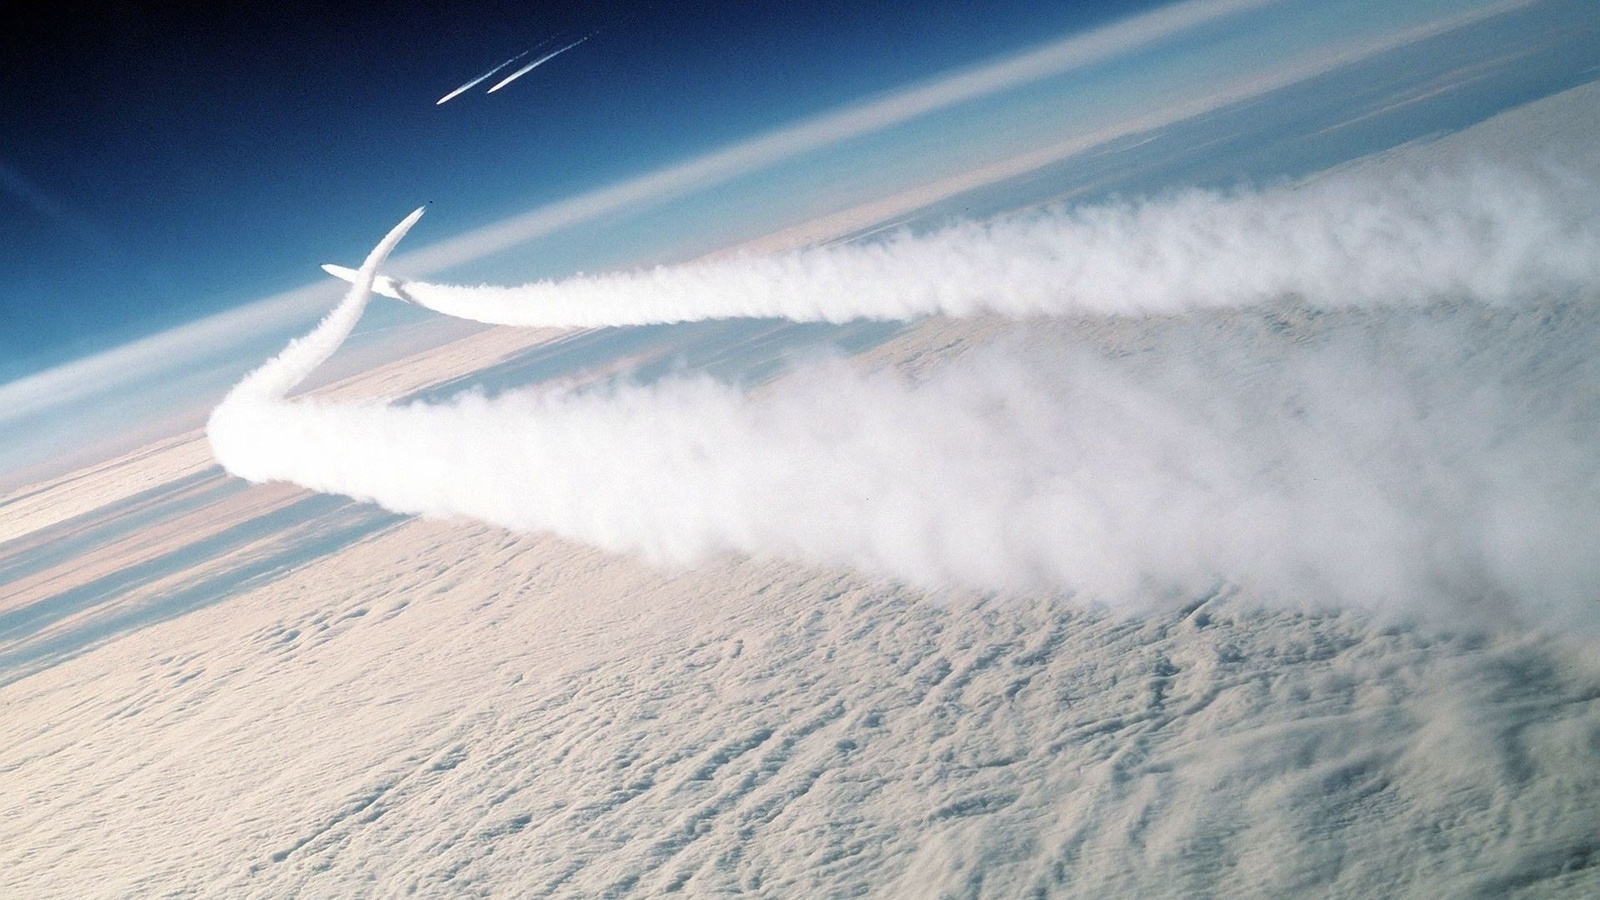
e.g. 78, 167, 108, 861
436, 49, 535, 106
208, 301, 1600, 625
486, 35, 591, 94
325, 159, 1600, 328
220, 159, 1600, 625
213, 208, 423, 409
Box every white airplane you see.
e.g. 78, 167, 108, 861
320, 263, 410, 302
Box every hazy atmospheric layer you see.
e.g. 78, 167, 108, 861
211, 120, 1600, 627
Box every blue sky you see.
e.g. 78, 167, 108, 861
0, 0, 1593, 489
0, 0, 1168, 380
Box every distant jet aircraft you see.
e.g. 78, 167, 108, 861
436, 48, 534, 105
486, 35, 591, 93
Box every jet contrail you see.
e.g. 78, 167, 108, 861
220, 208, 424, 403
486, 35, 591, 94
211, 146, 1600, 626
209, 287, 1600, 625
437, 49, 535, 106
323, 157, 1600, 329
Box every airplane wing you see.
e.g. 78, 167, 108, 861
321, 263, 408, 302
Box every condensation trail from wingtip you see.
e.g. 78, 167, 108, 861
435, 37, 560, 105
486, 35, 591, 94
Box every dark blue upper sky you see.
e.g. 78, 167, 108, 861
0, 0, 1164, 381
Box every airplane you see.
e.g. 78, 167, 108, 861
320, 263, 411, 303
